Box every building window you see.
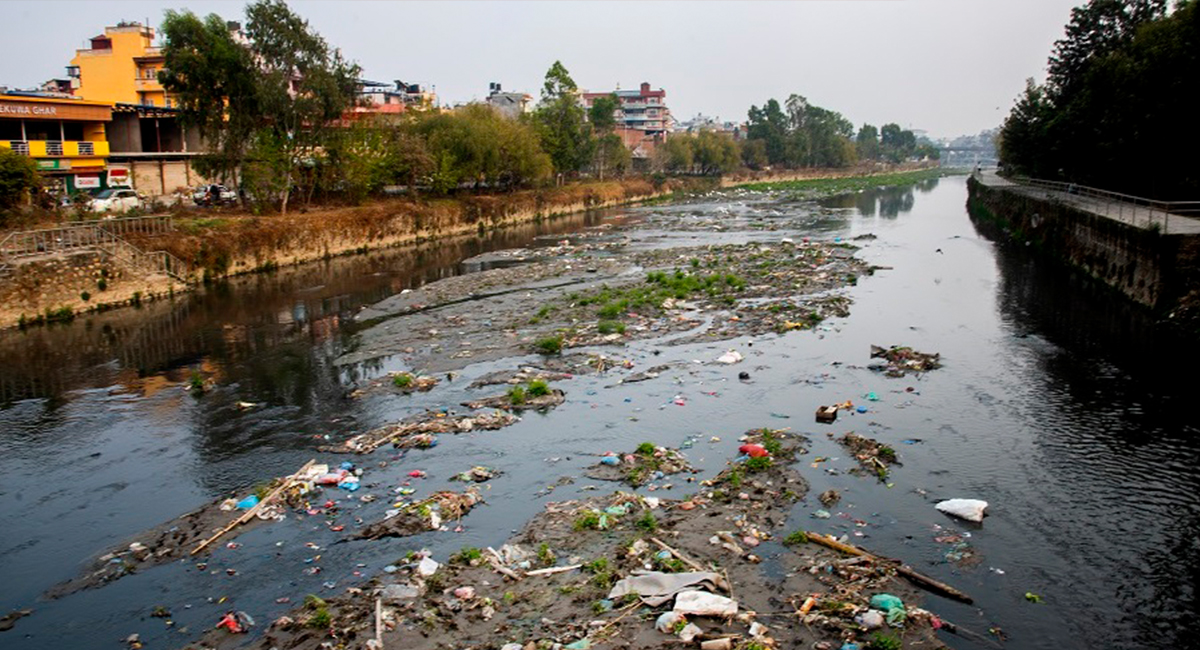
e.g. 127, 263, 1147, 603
62, 122, 84, 141
66, 66, 80, 78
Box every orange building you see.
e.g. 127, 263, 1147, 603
0, 93, 112, 192
68, 22, 171, 107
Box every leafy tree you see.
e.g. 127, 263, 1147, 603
654, 135, 694, 173
1047, 0, 1166, 99
244, 0, 360, 214
162, 0, 359, 214
691, 131, 741, 175
741, 138, 768, 170
594, 133, 631, 178
588, 94, 620, 133
0, 148, 40, 217
534, 61, 593, 174
417, 104, 551, 191
856, 124, 881, 160
880, 123, 916, 162
747, 99, 788, 165
999, 0, 1195, 196
161, 10, 259, 186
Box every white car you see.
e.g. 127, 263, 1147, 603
89, 188, 142, 214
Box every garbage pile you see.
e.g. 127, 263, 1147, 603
584, 443, 696, 487
869, 344, 941, 377
356, 487, 483, 540
835, 432, 900, 479
325, 410, 519, 453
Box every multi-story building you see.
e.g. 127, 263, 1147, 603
485, 83, 532, 119
68, 22, 172, 107
675, 114, 746, 140
346, 79, 438, 120
0, 93, 112, 193
582, 82, 673, 137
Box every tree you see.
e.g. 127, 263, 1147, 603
1047, 0, 1166, 99
0, 148, 40, 218
588, 94, 620, 133
746, 99, 788, 165
691, 131, 741, 175
162, 0, 360, 214
741, 139, 768, 170
594, 133, 631, 178
416, 104, 551, 192
244, 0, 360, 214
654, 135, 694, 173
534, 61, 593, 175
856, 124, 880, 161
161, 10, 259, 185
880, 123, 916, 162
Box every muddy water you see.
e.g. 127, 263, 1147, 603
1, 176, 1195, 650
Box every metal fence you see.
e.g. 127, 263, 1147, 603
978, 171, 1200, 233
0, 217, 189, 282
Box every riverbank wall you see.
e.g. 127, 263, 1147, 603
1, 164, 934, 330
967, 175, 1200, 329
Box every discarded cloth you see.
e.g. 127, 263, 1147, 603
607, 570, 727, 606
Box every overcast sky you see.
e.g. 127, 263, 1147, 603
2, 0, 1083, 138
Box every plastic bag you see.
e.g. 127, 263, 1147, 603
935, 499, 989, 523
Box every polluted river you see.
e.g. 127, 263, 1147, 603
0, 174, 1196, 650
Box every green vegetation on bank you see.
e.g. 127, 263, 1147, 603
739, 167, 956, 194
999, 0, 1197, 198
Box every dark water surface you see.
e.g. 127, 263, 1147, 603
0, 176, 1195, 650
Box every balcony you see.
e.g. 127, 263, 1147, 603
0, 140, 110, 157
134, 77, 162, 91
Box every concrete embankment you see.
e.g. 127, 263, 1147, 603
966, 175, 1200, 330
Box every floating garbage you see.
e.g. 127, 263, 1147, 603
935, 499, 989, 523
673, 590, 738, 617
716, 350, 744, 364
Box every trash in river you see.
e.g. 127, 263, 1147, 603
235, 495, 259, 509
870, 593, 906, 625
356, 487, 483, 540
819, 489, 841, 507
608, 571, 728, 606
673, 590, 739, 616
815, 405, 838, 423
450, 466, 500, 482
655, 611, 686, 633
325, 410, 518, 454
935, 499, 989, 523
932, 524, 979, 567
716, 350, 744, 364
462, 387, 566, 412
738, 371, 750, 380
869, 344, 941, 377
855, 609, 885, 630
812, 509, 832, 519
215, 611, 254, 633
837, 432, 899, 479
584, 443, 695, 487
738, 443, 769, 458
1025, 592, 1043, 604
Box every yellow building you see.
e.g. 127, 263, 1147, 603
0, 94, 113, 193
68, 22, 171, 108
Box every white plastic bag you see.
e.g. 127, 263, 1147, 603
935, 498, 989, 523
673, 590, 738, 617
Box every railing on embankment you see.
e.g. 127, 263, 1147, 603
0, 215, 190, 282
979, 172, 1200, 233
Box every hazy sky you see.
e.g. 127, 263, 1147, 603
1, 0, 1083, 138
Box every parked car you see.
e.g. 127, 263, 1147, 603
88, 188, 142, 214
192, 184, 238, 206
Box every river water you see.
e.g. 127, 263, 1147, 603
0, 175, 1195, 650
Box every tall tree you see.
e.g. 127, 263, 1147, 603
856, 124, 881, 160
534, 61, 593, 175
243, 0, 359, 214
161, 10, 259, 185
1047, 0, 1166, 99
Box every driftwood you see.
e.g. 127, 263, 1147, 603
374, 597, 383, 649
525, 563, 582, 577
485, 547, 523, 581
650, 537, 707, 574
803, 532, 974, 604
191, 459, 316, 555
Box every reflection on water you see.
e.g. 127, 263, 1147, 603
818, 177, 938, 218
0, 210, 624, 408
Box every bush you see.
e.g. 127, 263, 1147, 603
392, 373, 414, 389
508, 386, 526, 406
527, 379, 550, 397
534, 335, 563, 355
0, 148, 40, 218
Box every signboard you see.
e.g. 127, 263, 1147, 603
0, 99, 111, 122
107, 168, 131, 187
37, 159, 67, 171
74, 175, 100, 189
